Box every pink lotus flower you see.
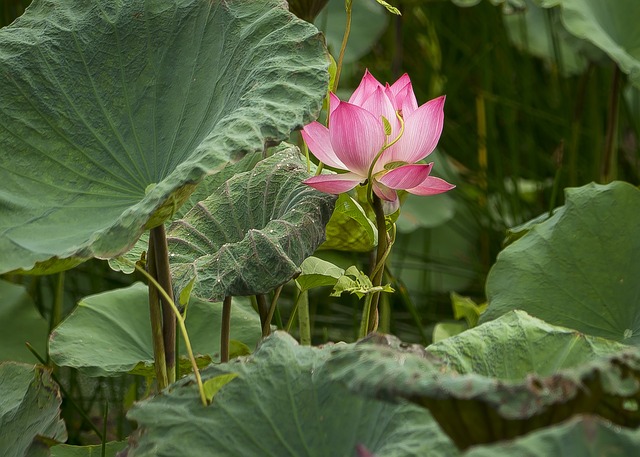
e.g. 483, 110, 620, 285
302, 70, 454, 208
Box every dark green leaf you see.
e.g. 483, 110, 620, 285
167, 149, 336, 302
0, 363, 66, 456
0, 0, 328, 274
125, 332, 457, 457
50, 442, 127, 457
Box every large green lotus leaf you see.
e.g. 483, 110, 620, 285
48, 282, 261, 377
464, 415, 640, 456
428, 310, 627, 380
560, 0, 640, 88
107, 151, 265, 274
0, 0, 328, 275
0, 362, 66, 456
482, 181, 640, 344
326, 324, 640, 450
167, 149, 336, 302
125, 332, 457, 457
0, 279, 48, 363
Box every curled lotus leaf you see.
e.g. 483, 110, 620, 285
326, 312, 640, 450
0, 0, 328, 274
167, 148, 336, 302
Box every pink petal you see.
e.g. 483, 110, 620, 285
303, 172, 363, 194
389, 73, 412, 96
349, 69, 383, 107
372, 181, 398, 202
329, 92, 341, 118
407, 176, 455, 196
361, 85, 401, 138
377, 163, 434, 190
389, 95, 445, 164
393, 81, 419, 117
301, 122, 347, 170
330, 102, 385, 176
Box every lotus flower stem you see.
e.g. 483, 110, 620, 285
150, 225, 177, 384
262, 285, 284, 337
333, 0, 352, 92
146, 239, 169, 390
221, 296, 232, 363
134, 263, 207, 406
256, 294, 270, 337
298, 289, 311, 345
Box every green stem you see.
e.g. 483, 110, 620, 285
333, 0, 352, 92
146, 236, 168, 390
285, 291, 303, 333
101, 401, 108, 457
256, 294, 269, 337
262, 285, 283, 337
297, 289, 311, 345
47, 271, 65, 364
134, 263, 207, 406
221, 296, 232, 363
359, 195, 389, 337
601, 64, 622, 183
151, 225, 177, 384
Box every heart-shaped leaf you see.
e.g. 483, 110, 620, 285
125, 332, 456, 457
482, 181, 640, 345
167, 148, 336, 302
49, 282, 261, 377
0, 362, 66, 456
0, 0, 328, 275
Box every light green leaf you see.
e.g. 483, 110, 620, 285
0, 280, 48, 363
374, 0, 401, 15
50, 442, 127, 457
483, 181, 640, 345
320, 194, 378, 252
450, 292, 486, 328
0, 363, 66, 456
295, 256, 345, 292
203, 373, 238, 404
560, 0, 640, 88
125, 332, 457, 457
428, 311, 627, 379
330, 266, 394, 298
49, 283, 261, 377
0, 0, 329, 275
432, 321, 468, 343
167, 149, 336, 302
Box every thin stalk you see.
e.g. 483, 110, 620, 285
601, 65, 622, 183
221, 296, 232, 363
47, 271, 65, 365
475, 93, 490, 270
262, 285, 283, 337
297, 289, 311, 345
359, 195, 388, 337
101, 401, 108, 457
134, 263, 207, 406
379, 290, 391, 334
285, 290, 303, 333
384, 267, 429, 345
333, 0, 352, 92
256, 294, 269, 337
151, 225, 176, 384
146, 232, 168, 390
